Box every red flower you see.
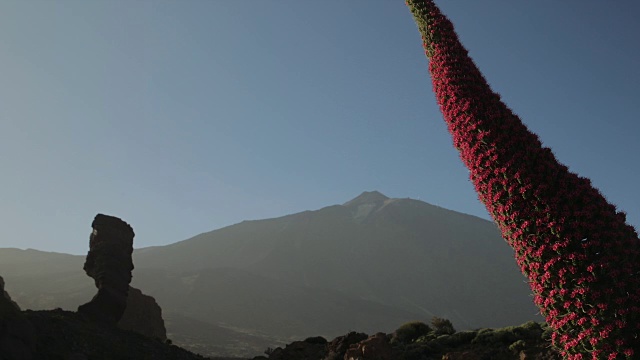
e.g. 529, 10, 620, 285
407, 0, 640, 358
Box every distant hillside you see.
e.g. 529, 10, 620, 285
0, 191, 541, 358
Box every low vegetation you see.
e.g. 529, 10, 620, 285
391, 319, 558, 359
258, 318, 560, 360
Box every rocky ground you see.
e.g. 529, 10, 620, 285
20, 309, 208, 360
251, 320, 560, 360
2, 307, 561, 360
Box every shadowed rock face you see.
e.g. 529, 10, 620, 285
78, 214, 134, 326
118, 286, 167, 341
0, 276, 35, 360
325, 332, 368, 360
1, 276, 20, 315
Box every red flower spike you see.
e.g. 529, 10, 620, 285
406, 0, 640, 358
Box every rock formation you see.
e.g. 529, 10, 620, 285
78, 214, 134, 326
344, 333, 394, 360
118, 286, 167, 341
0, 276, 20, 315
0, 275, 36, 360
324, 331, 368, 360
23, 309, 207, 359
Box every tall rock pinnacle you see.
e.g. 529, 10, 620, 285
78, 214, 135, 326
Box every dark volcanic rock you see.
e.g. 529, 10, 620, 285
26, 309, 207, 360
0, 276, 36, 360
0, 276, 20, 314
344, 333, 394, 360
0, 313, 36, 360
118, 286, 167, 341
78, 214, 135, 326
325, 331, 368, 360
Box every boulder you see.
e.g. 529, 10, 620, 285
344, 333, 394, 360
78, 214, 134, 326
324, 331, 368, 360
118, 286, 167, 341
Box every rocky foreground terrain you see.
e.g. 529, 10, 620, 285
10, 309, 207, 360
250, 319, 560, 360
3, 263, 560, 360
3, 306, 561, 360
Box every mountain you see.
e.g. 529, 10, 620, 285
0, 191, 541, 358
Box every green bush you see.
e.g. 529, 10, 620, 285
392, 321, 432, 344
471, 328, 517, 346
431, 316, 455, 335
513, 321, 543, 340
508, 339, 527, 353
520, 321, 542, 332
541, 324, 553, 341
399, 343, 432, 360
437, 331, 477, 347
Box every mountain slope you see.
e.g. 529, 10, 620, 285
132, 191, 539, 330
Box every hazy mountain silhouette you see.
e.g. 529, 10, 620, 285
0, 191, 541, 357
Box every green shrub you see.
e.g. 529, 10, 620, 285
392, 321, 432, 344
471, 328, 517, 346
422, 339, 445, 353
508, 339, 526, 353
431, 316, 455, 335
513, 321, 543, 340
520, 321, 542, 332
437, 331, 477, 347
541, 324, 553, 341
399, 343, 432, 360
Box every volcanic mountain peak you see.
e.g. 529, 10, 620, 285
343, 191, 390, 207
342, 191, 392, 222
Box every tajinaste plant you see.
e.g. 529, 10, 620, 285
406, 1, 640, 359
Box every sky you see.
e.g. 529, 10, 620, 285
1, 1, 639, 255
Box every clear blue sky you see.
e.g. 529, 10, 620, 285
1, 1, 639, 255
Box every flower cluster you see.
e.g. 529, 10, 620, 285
406, 1, 640, 359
